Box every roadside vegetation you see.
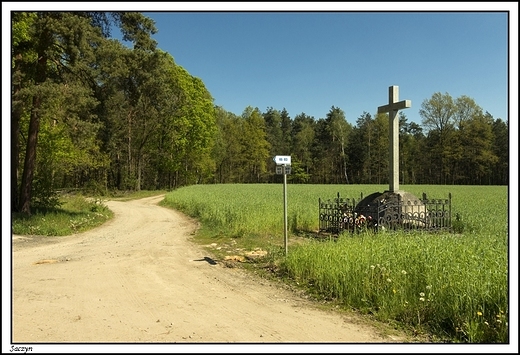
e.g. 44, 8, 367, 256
11, 190, 166, 236
12, 184, 508, 343
161, 184, 509, 343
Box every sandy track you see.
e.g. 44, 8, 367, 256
10, 195, 405, 348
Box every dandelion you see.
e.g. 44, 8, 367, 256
401, 270, 407, 275
477, 311, 483, 316
419, 297, 425, 302
370, 265, 375, 270
393, 289, 396, 294
419, 292, 425, 297
387, 278, 392, 283
426, 285, 432, 290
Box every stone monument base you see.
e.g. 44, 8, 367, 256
354, 190, 427, 229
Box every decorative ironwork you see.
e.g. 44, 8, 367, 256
319, 192, 452, 234
319, 193, 363, 234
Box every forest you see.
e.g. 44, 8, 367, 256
11, 12, 509, 214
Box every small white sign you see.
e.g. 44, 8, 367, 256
273, 155, 291, 165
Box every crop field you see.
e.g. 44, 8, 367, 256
162, 184, 509, 343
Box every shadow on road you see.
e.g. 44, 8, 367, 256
193, 256, 217, 265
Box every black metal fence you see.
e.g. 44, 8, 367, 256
319, 192, 452, 234
318, 194, 360, 234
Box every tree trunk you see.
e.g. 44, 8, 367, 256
18, 45, 47, 214
19, 95, 42, 214
11, 55, 22, 212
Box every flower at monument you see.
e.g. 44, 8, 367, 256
355, 214, 367, 226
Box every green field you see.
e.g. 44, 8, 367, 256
162, 184, 509, 343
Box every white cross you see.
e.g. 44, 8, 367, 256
377, 86, 411, 192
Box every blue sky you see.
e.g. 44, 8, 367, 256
2, 2, 516, 127
141, 9, 511, 126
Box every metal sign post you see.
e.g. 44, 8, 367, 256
274, 156, 291, 256
283, 169, 288, 256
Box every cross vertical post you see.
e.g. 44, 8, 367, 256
377, 86, 411, 193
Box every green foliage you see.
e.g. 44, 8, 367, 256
30, 176, 62, 210
12, 195, 113, 236
113, 12, 157, 51
291, 113, 315, 179
241, 107, 271, 182
11, 12, 38, 68
420, 92, 456, 133
282, 231, 508, 343
108, 189, 167, 201
84, 180, 108, 196
418, 92, 501, 185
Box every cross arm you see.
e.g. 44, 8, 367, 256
377, 99, 412, 113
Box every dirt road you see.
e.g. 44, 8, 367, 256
11, 195, 406, 348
